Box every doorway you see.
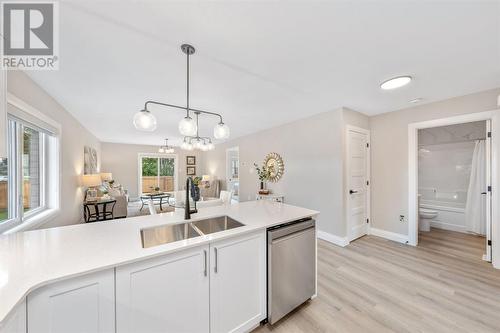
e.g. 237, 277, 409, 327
226, 147, 239, 202
408, 110, 500, 267
346, 126, 371, 242
417, 121, 489, 260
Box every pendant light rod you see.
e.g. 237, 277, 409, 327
142, 100, 223, 123
186, 45, 190, 117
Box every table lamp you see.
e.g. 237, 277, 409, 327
82, 174, 102, 201
100, 172, 113, 182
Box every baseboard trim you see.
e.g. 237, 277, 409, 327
317, 230, 349, 247
369, 227, 409, 244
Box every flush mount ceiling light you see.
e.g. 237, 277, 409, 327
133, 44, 230, 149
158, 138, 175, 154
380, 76, 412, 90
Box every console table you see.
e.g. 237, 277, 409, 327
255, 194, 284, 203
83, 199, 116, 222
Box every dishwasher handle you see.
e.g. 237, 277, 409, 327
271, 226, 315, 244
268, 219, 315, 242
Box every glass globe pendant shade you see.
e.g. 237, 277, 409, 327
165, 147, 175, 154
158, 147, 165, 153
133, 110, 157, 132
178, 116, 197, 136
207, 142, 215, 151
193, 139, 203, 150
181, 140, 193, 151
200, 143, 209, 151
214, 122, 230, 139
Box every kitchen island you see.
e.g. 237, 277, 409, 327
0, 200, 318, 333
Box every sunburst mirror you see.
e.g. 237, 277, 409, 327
264, 152, 284, 182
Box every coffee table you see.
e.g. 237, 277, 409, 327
140, 193, 171, 211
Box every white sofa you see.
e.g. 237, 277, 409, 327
170, 190, 232, 209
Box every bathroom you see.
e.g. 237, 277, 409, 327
418, 121, 489, 258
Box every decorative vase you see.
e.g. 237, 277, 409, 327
192, 185, 201, 201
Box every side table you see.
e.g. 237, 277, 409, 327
84, 199, 116, 222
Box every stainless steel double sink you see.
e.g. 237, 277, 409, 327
141, 215, 245, 248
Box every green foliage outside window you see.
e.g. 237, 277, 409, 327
142, 157, 174, 176
142, 158, 158, 176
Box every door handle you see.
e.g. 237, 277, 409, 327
349, 190, 358, 194
214, 247, 218, 273
203, 250, 207, 276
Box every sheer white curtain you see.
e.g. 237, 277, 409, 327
465, 140, 486, 235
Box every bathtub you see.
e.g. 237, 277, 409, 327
419, 187, 467, 233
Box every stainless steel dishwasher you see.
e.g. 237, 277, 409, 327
267, 218, 316, 324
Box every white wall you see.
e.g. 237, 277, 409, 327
202, 108, 369, 238
370, 88, 500, 235
7, 71, 102, 229
100, 142, 203, 199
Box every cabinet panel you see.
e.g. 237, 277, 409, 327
27, 269, 115, 333
210, 231, 266, 333
0, 300, 26, 333
116, 245, 209, 333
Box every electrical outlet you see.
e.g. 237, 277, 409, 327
399, 215, 405, 223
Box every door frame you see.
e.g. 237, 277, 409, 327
225, 146, 239, 202
408, 109, 500, 268
345, 125, 371, 242
137, 153, 178, 196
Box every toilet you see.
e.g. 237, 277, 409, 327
419, 208, 438, 232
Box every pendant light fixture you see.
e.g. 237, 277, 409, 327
133, 43, 230, 148
158, 138, 175, 154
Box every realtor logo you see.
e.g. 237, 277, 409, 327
1, 1, 59, 69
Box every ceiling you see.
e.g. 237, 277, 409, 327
26, 0, 500, 146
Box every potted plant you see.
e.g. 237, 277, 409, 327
254, 163, 273, 194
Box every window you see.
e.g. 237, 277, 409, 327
139, 154, 177, 194
0, 99, 60, 233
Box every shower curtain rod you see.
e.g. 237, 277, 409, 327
419, 138, 485, 146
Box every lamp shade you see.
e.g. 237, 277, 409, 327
202, 175, 211, 182
214, 122, 230, 139
82, 174, 102, 187
178, 116, 197, 136
100, 172, 113, 182
133, 110, 157, 131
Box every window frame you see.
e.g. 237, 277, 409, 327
137, 153, 178, 197
0, 94, 61, 234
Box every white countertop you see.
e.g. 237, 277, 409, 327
0, 201, 318, 325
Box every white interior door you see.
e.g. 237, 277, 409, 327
485, 120, 492, 261
347, 127, 370, 241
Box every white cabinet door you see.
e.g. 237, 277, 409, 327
0, 300, 26, 333
210, 230, 266, 333
27, 269, 115, 333
116, 245, 210, 333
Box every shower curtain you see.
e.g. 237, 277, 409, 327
465, 140, 486, 235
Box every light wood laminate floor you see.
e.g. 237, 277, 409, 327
255, 228, 500, 333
